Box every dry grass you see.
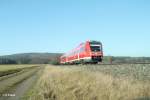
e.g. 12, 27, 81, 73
27, 65, 150, 100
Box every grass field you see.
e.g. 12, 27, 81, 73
0, 65, 37, 71
25, 64, 150, 100
0, 64, 39, 77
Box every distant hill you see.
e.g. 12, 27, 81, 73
0, 53, 62, 64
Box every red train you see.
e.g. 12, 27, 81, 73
60, 40, 103, 64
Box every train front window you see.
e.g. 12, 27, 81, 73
90, 41, 102, 52
90, 46, 101, 52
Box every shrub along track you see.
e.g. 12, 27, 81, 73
0, 65, 43, 100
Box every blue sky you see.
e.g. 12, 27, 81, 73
0, 0, 150, 56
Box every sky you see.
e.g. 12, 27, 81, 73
0, 0, 150, 56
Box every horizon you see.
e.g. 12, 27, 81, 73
0, 0, 150, 56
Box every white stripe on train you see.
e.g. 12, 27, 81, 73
62, 57, 91, 63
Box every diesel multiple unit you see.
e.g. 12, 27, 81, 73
60, 40, 103, 64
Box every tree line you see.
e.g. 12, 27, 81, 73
0, 53, 61, 64
103, 56, 150, 64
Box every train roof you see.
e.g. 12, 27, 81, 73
89, 40, 102, 44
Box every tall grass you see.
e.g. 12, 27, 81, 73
27, 65, 150, 100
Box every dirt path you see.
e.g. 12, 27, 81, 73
0, 67, 42, 100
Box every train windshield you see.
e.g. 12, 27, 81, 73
90, 41, 102, 52
90, 46, 101, 52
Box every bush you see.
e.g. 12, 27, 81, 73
49, 60, 60, 65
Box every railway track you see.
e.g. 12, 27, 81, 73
60, 63, 150, 66
98, 63, 150, 65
